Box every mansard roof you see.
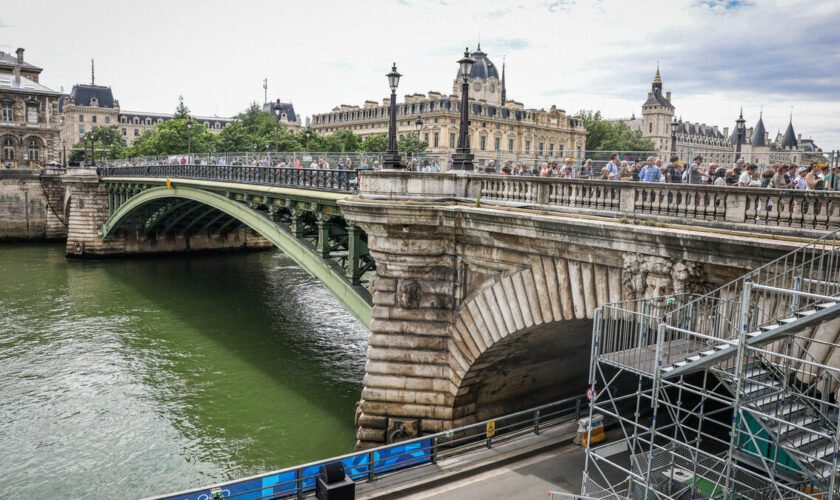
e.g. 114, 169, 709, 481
677, 120, 724, 140
0, 51, 42, 73
68, 84, 116, 108
0, 71, 58, 96
262, 101, 297, 122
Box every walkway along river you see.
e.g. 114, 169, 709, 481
0, 244, 368, 498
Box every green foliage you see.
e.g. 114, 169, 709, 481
574, 110, 656, 152
127, 118, 216, 156
215, 121, 251, 153
321, 129, 361, 153
174, 95, 190, 119
361, 134, 389, 153
397, 133, 428, 155
69, 125, 128, 161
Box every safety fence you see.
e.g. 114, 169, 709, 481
99, 165, 357, 193
147, 396, 584, 500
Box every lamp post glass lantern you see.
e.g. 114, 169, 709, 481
452, 48, 475, 171
383, 63, 403, 170
187, 116, 193, 160
670, 117, 678, 156
735, 109, 746, 159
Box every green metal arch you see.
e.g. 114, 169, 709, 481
103, 186, 372, 326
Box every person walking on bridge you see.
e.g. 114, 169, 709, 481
687, 156, 704, 185
664, 156, 682, 183
639, 156, 661, 182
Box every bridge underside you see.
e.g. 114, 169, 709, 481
95, 182, 374, 326
453, 319, 592, 426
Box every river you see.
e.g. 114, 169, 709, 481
0, 244, 368, 499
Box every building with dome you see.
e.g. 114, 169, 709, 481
629, 67, 825, 166
311, 46, 587, 167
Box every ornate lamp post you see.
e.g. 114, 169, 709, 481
670, 117, 678, 158
382, 63, 403, 170
186, 116, 193, 161
415, 117, 423, 138
452, 48, 475, 171
735, 108, 745, 161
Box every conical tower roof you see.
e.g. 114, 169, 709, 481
750, 113, 766, 146
781, 119, 797, 149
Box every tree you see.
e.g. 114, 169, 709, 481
69, 125, 128, 162
174, 95, 190, 119
361, 134, 389, 153
574, 110, 656, 153
126, 118, 216, 156
322, 129, 361, 152
216, 121, 251, 152
397, 133, 428, 155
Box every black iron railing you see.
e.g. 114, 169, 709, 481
98, 164, 358, 193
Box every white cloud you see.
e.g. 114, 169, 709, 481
4, 0, 839, 150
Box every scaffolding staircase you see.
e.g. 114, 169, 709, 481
585, 228, 840, 499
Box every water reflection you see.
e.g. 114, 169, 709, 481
0, 245, 367, 498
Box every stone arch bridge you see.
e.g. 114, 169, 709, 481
61, 165, 840, 448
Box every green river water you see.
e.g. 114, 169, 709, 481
0, 244, 368, 499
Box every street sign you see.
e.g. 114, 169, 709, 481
586, 387, 597, 402
486, 420, 496, 438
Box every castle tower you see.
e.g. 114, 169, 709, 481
641, 65, 675, 154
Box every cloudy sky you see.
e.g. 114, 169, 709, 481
3, 0, 839, 150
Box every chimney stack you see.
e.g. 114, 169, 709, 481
765, 131, 769, 142
723, 126, 729, 138
666, 91, 671, 101
13, 66, 20, 86
797, 133, 802, 141
15, 47, 24, 64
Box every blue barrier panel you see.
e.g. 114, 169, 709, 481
158, 438, 431, 499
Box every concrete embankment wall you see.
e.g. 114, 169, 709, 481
0, 176, 67, 240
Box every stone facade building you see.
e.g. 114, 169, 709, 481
731, 112, 824, 166
0, 48, 61, 168
60, 60, 304, 148
60, 83, 237, 147
311, 46, 587, 167
631, 67, 733, 164
630, 67, 824, 166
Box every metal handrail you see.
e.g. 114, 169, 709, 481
146, 395, 585, 500
99, 164, 359, 193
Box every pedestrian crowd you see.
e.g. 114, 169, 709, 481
474, 153, 837, 191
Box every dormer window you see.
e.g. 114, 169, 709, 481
90, 97, 98, 106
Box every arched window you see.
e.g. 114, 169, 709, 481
27, 138, 40, 161
2, 138, 15, 160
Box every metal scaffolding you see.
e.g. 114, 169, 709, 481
583, 229, 840, 499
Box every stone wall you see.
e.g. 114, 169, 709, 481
342, 178, 802, 449
0, 174, 67, 240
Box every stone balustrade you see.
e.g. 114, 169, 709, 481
359, 171, 840, 233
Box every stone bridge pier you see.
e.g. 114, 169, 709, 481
341, 172, 801, 448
